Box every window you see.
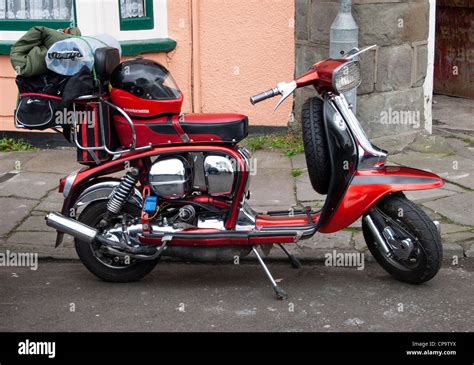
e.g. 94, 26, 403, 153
119, 0, 153, 31
0, 0, 76, 31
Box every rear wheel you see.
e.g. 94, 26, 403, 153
301, 97, 331, 195
363, 193, 442, 284
74, 201, 159, 282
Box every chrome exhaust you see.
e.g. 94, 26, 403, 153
45, 212, 98, 244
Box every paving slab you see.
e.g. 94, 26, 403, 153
442, 231, 474, 244
352, 231, 367, 252
442, 243, 465, 260
299, 231, 353, 250
466, 247, 474, 258
35, 189, 64, 212
252, 150, 292, 170
295, 172, 326, 202
0, 198, 38, 237
0, 151, 37, 175
433, 94, 474, 133
248, 168, 296, 207
0, 172, 62, 199
423, 192, 474, 227
15, 215, 52, 232
390, 152, 474, 189
442, 182, 469, 193
440, 224, 472, 235
403, 187, 457, 204
0, 243, 77, 260
290, 154, 307, 170
22, 148, 80, 174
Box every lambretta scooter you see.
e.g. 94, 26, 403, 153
44, 45, 444, 299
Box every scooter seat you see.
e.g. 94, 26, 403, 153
144, 113, 249, 144
180, 114, 249, 143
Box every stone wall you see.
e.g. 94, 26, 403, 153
294, 0, 430, 141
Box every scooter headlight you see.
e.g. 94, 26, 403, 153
333, 61, 361, 93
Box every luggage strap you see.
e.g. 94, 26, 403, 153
20, 93, 63, 101
172, 114, 190, 143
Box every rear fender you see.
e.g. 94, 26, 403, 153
73, 180, 143, 212
55, 178, 143, 247
319, 166, 444, 233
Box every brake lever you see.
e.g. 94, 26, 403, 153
274, 81, 297, 111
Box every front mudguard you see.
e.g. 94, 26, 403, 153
319, 166, 444, 233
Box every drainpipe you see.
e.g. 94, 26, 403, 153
330, 0, 359, 112
191, 0, 202, 113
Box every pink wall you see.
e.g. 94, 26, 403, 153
0, 0, 295, 132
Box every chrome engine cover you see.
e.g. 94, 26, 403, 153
203, 155, 235, 196
149, 156, 191, 199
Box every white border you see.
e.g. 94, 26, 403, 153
423, 0, 436, 134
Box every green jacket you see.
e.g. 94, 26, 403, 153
10, 26, 81, 77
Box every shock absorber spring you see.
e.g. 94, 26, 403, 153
107, 168, 140, 215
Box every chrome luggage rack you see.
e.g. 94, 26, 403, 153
72, 95, 152, 161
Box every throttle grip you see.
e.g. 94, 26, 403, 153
250, 88, 279, 105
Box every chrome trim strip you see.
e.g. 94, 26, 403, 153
73, 181, 143, 211
63, 171, 79, 198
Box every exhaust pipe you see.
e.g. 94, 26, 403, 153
46, 212, 98, 244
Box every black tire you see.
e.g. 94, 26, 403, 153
363, 193, 443, 284
74, 201, 159, 283
301, 97, 331, 195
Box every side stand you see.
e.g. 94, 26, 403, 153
277, 244, 302, 269
252, 246, 288, 300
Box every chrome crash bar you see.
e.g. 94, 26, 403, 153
72, 95, 152, 160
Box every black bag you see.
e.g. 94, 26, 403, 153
15, 72, 67, 130
14, 67, 94, 131
76, 100, 118, 166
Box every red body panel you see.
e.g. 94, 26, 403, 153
256, 213, 320, 228
139, 234, 296, 247
296, 59, 347, 93
110, 88, 184, 117
319, 167, 445, 233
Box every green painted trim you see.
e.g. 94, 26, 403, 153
120, 38, 176, 56
0, 41, 14, 55
0, 19, 72, 31
0, 1, 77, 31
119, 0, 154, 31
0, 38, 176, 56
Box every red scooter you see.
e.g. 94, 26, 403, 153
45, 46, 444, 299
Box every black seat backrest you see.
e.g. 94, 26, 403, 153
94, 47, 120, 82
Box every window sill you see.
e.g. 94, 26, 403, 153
0, 38, 177, 56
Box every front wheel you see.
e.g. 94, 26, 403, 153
362, 193, 442, 284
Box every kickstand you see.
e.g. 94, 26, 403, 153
252, 246, 288, 300
278, 244, 302, 269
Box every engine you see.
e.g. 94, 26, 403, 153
149, 152, 237, 200
89, 149, 252, 262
